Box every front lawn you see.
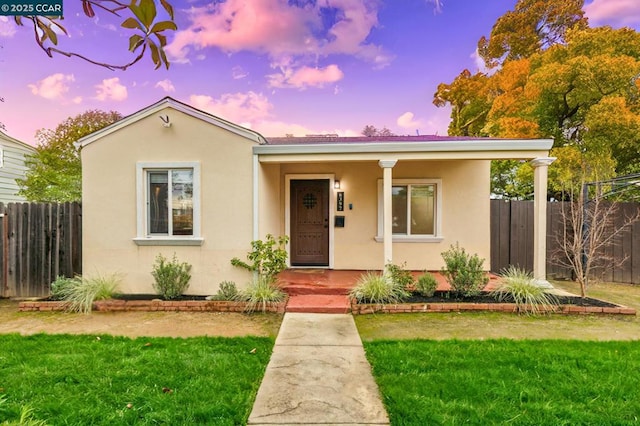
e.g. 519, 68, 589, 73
365, 339, 640, 425
0, 333, 273, 425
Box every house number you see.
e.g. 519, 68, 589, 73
337, 192, 344, 211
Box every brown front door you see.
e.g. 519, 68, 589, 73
290, 179, 330, 266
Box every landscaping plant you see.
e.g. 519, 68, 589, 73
231, 234, 289, 283
441, 242, 488, 296
151, 253, 192, 300
349, 271, 410, 305
492, 265, 559, 315
49, 273, 121, 314
385, 262, 415, 290
416, 272, 438, 297
237, 275, 286, 313
208, 281, 239, 301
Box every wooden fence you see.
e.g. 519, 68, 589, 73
0, 202, 82, 298
490, 199, 640, 284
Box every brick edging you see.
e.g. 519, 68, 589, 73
350, 301, 636, 315
18, 299, 287, 313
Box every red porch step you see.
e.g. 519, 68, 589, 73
285, 294, 351, 314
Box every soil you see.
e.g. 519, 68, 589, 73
0, 299, 282, 338
401, 291, 619, 308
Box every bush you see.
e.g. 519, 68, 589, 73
491, 266, 559, 315
440, 242, 488, 297
349, 271, 410, 305
208, 281, 238, 301
386, 262, 415, 290
236, 275, 286, 313
50, 273, 121, 314
416, 272, 438, 297
151, 253, 192, 300
231, 234, 289, 283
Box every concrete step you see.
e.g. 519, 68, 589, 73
286, 294, 351, 314
283, 284, 351, 296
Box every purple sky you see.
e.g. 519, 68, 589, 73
1, 0, 639, 145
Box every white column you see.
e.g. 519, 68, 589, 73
379, 160, 397, 271
530, 157, 556, 287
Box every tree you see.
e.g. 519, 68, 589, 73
13, 0, 177, 70
361, 125, 396, 137
17, 110, 122, 202
434, 0, 640, 199
477, 0, 587, 68
553, 177, 640, 297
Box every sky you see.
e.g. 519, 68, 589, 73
1, 0, 640, 145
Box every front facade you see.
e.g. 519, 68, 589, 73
78, 98, 554, 295
0, 131, 36, 203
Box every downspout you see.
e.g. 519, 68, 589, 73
252, 153, 259, 242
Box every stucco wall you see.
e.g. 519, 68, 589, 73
274, 159, 491, 271
81, 106, 256, 294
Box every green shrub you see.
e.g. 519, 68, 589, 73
151, 253, 192, 300
492, 266, 559, 315
50, 275, 75, 300
349, 271, 410, 305
231, 234, 289, 283
236, 275, 286, 313
208, 281, 238, 301
386, 262, 415, 290
416, 272, 438, 297
50, 273, 121, 314
441, 242, 488, 297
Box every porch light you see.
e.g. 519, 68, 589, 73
334, 180, 341, 189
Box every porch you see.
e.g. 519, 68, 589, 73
277, 269, 501, 313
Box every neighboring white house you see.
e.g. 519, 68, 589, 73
0, 131, 36, 203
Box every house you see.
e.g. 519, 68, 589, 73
77, 97, 555, 295
0, 131, 36, 203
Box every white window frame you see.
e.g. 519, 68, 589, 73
134, 162, 203, 246
376, 178, 443, 243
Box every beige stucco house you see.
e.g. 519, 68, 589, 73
77, 97, 555, 294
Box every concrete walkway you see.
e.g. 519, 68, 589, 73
248, 313, 390, 425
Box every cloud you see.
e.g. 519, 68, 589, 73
28, 73, 75, 100
232, 66, 249, 80
190, 91, 273, 124
0, 17, 16, 37
254, 120, 359, 138
95, 78, 128, 101
155, 79, 175, 93
584, 0, 640, 27
397, 112, 423, 130
166, 0, 391, 68
268, 64, 344, 89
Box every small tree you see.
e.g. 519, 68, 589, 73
553, 177, 640, 297
231, 234, 289, 283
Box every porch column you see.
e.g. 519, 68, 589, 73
379, 160, 397, 269
530, 157, 556, 287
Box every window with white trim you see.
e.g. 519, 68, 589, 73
377, 179, 442, 242
135, 162, 202, 245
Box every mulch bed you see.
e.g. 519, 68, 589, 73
400, 291, 619, 308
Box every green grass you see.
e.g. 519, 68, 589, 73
0, 333, 273, 425
364, 339, 640, 425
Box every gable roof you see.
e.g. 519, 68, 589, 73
76, 97, 268, 148
0, 130, 36, 152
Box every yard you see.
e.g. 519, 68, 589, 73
1, 280, 639, 425
357, 280, 640, 425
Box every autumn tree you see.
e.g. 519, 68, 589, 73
13, 0, 177, 70
18, 110, 122, 202
434, 0, 640, 199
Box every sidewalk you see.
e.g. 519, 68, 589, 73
248, 313, 390, 425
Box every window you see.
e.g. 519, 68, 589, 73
377, 179, 442, 242
135, 162, 202, 245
